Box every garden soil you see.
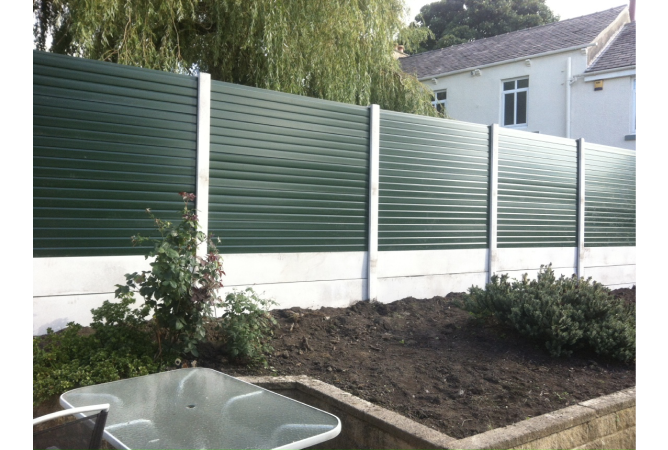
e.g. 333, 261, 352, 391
199, 287, 636, 439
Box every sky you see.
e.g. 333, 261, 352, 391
403, 0, 634, 23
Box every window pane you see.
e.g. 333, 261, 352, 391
436, 91, 447, 100
633, 80, 668, 91
503, 81, 515, 91
636, 92, 668, 131
504, 93, 515, 125
517, 79, 529, 89
516, 91, 527, 124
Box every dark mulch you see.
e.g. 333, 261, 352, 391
198, 288, 636, 439
33, 288, 636, 440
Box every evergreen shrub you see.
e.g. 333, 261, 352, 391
462, 265, 635, 362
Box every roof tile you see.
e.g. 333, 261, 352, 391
400, 6, 627, 78
587, 22, 668, 73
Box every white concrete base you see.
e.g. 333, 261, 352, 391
32, 280, 367, 335
33, 252, 368, 296
33, 293, 122, 335
632, 247, 668, 285
495, 247, 578, 273
33, 255, 152, 297
220, 279, 367, 312
377, 248, 488, 278
583, 246, 636, 287
33, 252, 368, 335
378, 272, 488, 303
32, 246, 635, 335
376, 248, 488, 302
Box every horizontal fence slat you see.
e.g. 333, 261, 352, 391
583, 140, 635, 247
208, 82, 369, 253
33, 51, 636, 261
379, 109, 489, 251
33, 51, 197, 257
497, 132, 577, 248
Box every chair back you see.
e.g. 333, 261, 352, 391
33, 404, 109, 450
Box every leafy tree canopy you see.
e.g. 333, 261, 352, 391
414, 0, 559, 53
33, 0, 439, 116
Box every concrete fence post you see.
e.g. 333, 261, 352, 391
196, 72, 211, 257
368, 105, 380, 301
577, 138, 586, 278
488, 124, 499, 283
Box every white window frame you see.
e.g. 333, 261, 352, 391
501, 77, 529, 128
631, 77, 668, 135
431, 89, 447, 114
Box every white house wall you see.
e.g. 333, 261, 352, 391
427, 49, 588, 137
571, 75, 636, 150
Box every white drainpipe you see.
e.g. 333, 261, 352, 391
566, 57, 571, 139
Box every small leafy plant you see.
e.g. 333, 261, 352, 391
118, 192, 225, 357
461, 265, 635, 362
34, 193, 279, 405
219, 288, 277, 366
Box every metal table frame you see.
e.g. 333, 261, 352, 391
60, 368, 341, 450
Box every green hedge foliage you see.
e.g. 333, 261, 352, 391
461, 265, 635, 362
33, 297, 165, 406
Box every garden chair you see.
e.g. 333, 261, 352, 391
33, 404, 110, 450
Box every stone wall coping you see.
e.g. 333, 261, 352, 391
240, 375, 456, 448
447, 387, 636, 449
448, 405, 596, 449
578, 386, 635, 416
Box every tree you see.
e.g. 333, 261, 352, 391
414, 0, 559, 53
33, 0, 440, 117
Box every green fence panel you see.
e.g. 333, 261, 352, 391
584, 143, 636, 246
497, 129, 578, 248
633, 151, 668, 246
208, 81, 369, 254
33, 51, 198, 257
0, 154, 33, 247
378, 111, 489, 251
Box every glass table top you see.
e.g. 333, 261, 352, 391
60, 368, 340, 449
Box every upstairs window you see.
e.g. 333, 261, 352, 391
502, 78, 528, 127
431, 90, 447, 114
633, 80, 668, 134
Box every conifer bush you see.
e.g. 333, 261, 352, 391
462, 265, 635, 362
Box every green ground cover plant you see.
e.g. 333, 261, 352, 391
33, 193, 276, 406
33, 297, 161, 406
461, 265, 635, 363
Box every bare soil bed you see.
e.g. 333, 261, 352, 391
199, 288, 636, 439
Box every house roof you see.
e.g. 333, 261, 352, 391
586, 22, 668, 73
400, 5, 627, 79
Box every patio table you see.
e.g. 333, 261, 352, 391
59, 368, 340, 449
